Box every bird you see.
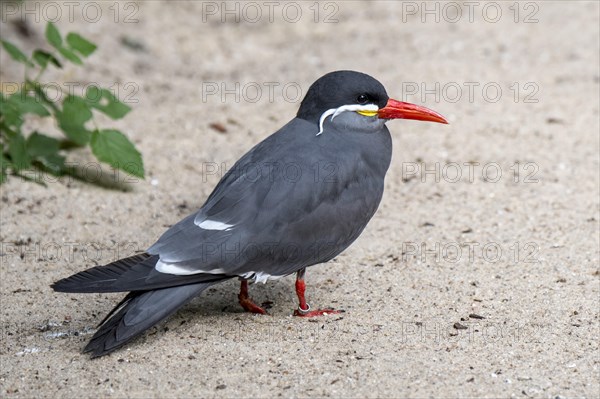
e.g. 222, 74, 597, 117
52, 70, 448, 357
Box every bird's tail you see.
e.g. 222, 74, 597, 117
52, 253, 232, 357
52, 253, 159, 293
84, 282, 217, 358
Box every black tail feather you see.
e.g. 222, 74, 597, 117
52, 253, 226, 293
84, 282, 220, 358
52, 253, 157, 293
95, 291, 140, 328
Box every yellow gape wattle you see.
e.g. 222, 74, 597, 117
357, 110, 378, 117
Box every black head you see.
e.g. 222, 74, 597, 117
297, 71, 389, 123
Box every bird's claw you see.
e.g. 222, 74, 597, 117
293, 304, 344, 317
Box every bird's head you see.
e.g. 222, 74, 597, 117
297, 70, 448, 135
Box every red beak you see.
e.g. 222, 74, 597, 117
378, 98, 448, 124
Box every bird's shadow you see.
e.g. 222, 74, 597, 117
183, 277, 294, 317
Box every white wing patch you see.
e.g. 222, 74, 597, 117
155, 260, 285, 283
156, 260, 286, 283
241, 271, 284, 284
197, 219, 234, 231
155, 259, 226, 275
317, 103, 379, 135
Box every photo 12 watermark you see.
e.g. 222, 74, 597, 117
401, 241, 540, 264
199, 160, 340, 184
4, 161, 144, 186
401, 161, 540, 184
398, 320, 546, 345
0, 240, 143, 264
399, 81, 540, 104
1, 1, 140, 24
201, 81, 303, 104
200, 1, 340, 24
398, 1, 540, 24
1, 81, 140, 106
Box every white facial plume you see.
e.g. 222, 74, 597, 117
317, 104, 379, 135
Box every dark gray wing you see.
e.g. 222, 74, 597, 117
148, 118, 390, 278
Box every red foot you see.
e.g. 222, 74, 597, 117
238, 280, 268, 315
293, 306, 344, 317
239, 297, 268, 315
293, 270, 344, 317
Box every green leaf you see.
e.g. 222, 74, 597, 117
0, 92, 7, 113
66, 33, 97, 57
91, 129, 144, 178
28, 80, 59, 113
35, 153, 65, 175
85, 86, 131, 119
45, 24, 86, 65
8, 132, 30, 171
57, 46, 82, 65
26, 132, 65, 174
1, 40, 34, 67
26, 132, 60, 157
61, 96, 92, 125
0, 95, 24, 130
33, 50, 62, 68
8, 92, 50, 116
0, 142, 12, 183
45, 22, 62, 48
56, 96, 93, 145
0, 144, 7, 165
0, 150, 9, 184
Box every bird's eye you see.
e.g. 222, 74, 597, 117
356, 94, 369, 105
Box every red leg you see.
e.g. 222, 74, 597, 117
238, 280, 267, 315
293, 269, 343, 317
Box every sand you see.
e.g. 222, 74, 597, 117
1, 1, 599, 398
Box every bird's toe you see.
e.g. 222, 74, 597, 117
293, 306, 344, 317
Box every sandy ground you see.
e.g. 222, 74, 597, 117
1, 1, 599, 398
